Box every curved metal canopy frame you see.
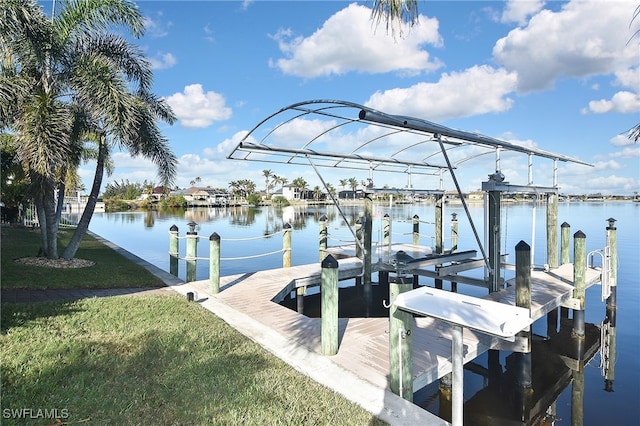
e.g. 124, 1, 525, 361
226, 99, 593, 276
227, 99, 591, 176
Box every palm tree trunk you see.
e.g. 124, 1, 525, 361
43, 187, 58, 258
54, 181, 66, 234
62, 134, 106, 260
34, 198, 48, 256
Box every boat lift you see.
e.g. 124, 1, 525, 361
227, 99, 592, 291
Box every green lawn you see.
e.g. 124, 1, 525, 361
0, 226, 386, 425
1, 226, 164, 289
1, 296, 383, 425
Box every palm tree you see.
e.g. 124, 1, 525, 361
1, 0, 177, 259
277, 176, 289, 191
291, 177, 308, 200
348, 177, 359, 199
262, 169, 273, 198
339, 178, 348, 191
312, 185, 323, 201
326, 183, 337, 199
228, 180, 240, 201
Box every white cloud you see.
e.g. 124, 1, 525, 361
500, 0, 545, 26
612, 66, 640, 89
203, 24, 215, 43
583, 175, 638, 192
593, 160, 625, 170
493, 0, 638, 93
365, 65, 518, 120
270, 3, 443, 78
143, 12, 172, 38
584, 66, 640, 114
212, 130, 253, 156
585, 91, 640, 114
270, 118, 340, 147
149, 52, 177, 70
610, 134, 634, 147
165, 84, 232, 128
176, 153, 247, 189
608, 146, 640, 158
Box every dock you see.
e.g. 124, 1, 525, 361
208, 99, 616, 425
180, 249, 602, 422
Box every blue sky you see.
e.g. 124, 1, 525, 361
73, 0, 639, 195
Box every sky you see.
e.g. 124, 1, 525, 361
70, 0, 639, 195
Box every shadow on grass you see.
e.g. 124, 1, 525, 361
1, 296, 383, 425
0, 301, 84, 334
1, 226, 165, 289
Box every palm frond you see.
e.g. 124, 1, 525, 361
370, 0, 419, 37
68, 34, 153, 92
15, 91, 73, 179
629, 124, 640, 143
54, 0, 145, 43
123, 98, 177, 186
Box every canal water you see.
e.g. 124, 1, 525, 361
84, 201, 639, 425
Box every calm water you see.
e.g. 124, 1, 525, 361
84, 201, 639, 425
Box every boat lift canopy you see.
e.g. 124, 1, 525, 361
227, 99, 591, 185
227, 99, 593, 280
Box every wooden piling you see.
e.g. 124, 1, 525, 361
319, 215, 328, 262
488, 191, 501, 292
561, 222, 571, 265
321, 255, 339, 356
451, 324, 463, 425
186, 228, 198, 283
546, 193, 559, 269
355, 217, 363, 259
383, 213, 391, 253
169, 224, 179, 277
571, 367, 585, 425
451, 213, 458, 252
606, 218, 617, 308
209, 232, 220, 294
515, 240, 533, 390
354, 217, 363, 286
412, 215, 420, 246
604, 308, 617, 392
515, 241, 532, 314
572, 230, 586, 338
389, 275, 413, 401
283, 223, 291, 268
364, 196, 373, 286
435, 194, 444, 254
434, 197, 445, 290
450, 213, 458, 292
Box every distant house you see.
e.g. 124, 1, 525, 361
139, 186, 170, 201
281, 184, 315, 201
179, 187, 230, 205
467, 191, 483, 201
338, 190, 365, 200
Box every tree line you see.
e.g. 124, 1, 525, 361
101, 169, 365, 206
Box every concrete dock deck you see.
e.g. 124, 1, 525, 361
171, 252, 601, 425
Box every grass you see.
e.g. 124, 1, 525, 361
1, 296, 384, 425
0, 226, 386, 425
1, 226, 164, 289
